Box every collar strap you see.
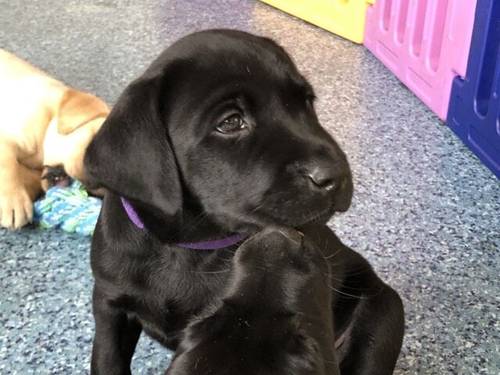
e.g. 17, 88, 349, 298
121, 197, 145, 229
120, 197, 245, 250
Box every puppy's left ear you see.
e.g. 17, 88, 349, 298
57, 89, 109, 135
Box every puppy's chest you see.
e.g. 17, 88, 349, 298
124, 252, 230, 347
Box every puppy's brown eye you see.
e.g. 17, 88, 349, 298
216, 114, 247, 134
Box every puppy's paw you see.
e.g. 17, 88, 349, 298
0, 188, 33, 229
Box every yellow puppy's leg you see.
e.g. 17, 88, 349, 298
0, 142, 42, 229
18, 163, 42, 200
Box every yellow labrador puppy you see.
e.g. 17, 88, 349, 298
0, 49, 109, 229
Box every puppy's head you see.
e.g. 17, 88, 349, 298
85, 30, 352, 241
168, 228, 332, 375
43, 89, 109, 185
229, 228, 317, 308
235, 227, 307, 273
232, 227, 330, 293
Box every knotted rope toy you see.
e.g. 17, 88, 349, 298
33, 179, 101, 236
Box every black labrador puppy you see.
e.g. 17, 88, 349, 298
85, 29, 404, 375
166, 228, 340, 375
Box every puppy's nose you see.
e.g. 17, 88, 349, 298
306, 164, 338, 191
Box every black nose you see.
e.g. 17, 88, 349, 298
306, 165, 338, 191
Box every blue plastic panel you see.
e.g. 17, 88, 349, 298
447, 0, 500, 178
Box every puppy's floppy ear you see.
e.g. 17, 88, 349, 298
84, 76, 183, 238
57, 89, 109, 135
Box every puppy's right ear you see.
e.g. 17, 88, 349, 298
84, 76, 183, 237
57, 89, 109, 135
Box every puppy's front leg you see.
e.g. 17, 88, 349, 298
0, 141, 41, 229
91, 287, 142, 375
338, 286, 404, 375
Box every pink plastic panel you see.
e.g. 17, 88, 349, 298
364, 0, 478, 120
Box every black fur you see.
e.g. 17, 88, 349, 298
166, 228, 340, 375
84, 29, 404, 375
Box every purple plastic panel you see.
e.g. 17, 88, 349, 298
447, 0, 500, 178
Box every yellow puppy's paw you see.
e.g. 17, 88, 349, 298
0, 188, 33, 230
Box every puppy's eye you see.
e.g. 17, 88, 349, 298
216, 114, 248, 134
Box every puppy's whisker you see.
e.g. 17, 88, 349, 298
178, 211, 211, 237
325, 284, 366, 300
248, 203, 265, 215
188, 210, 210, 226
322, 248, 341, 260
192, 269, 232, 274
312, 243, 367, 300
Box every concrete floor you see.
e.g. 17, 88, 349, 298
1, 1, 499, 374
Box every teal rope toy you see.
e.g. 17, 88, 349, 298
33, 180, 102, 236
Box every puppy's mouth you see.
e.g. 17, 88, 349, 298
216, 177, 353, 234
243, 200, 337, 230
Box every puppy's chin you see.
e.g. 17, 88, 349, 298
209, 185, 352, 233
238, 179, 353, 230
284, 205, 338, 227
221, 205, 336, 234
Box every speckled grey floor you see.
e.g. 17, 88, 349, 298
0, 0, 499, 374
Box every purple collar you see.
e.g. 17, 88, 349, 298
120, 197, 245, 250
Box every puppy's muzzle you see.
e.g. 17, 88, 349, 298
302, 159, 350, 193
304, 161, 343, 192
